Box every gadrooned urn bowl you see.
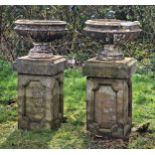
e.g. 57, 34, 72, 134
14, 20, 67, 42
84, 19, 142, 60
14, 19, 68, 59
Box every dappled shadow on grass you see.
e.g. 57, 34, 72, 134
0, 127, 58, 149
2, 123, 154, 149
128, 132, 155, 149
0, 122, 94, 149
89, 137, 129, 149
87, 129, 155, 149
0, 103, 17, 124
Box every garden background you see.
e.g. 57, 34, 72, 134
0, 5, 155, 148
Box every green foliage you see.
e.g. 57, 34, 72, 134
1, 5, 155, 71
1, 5, 155, 76
0, 60, 17, 103
0, 60, 155, 148
132, 74, 155, 122
0, 104, 17, 123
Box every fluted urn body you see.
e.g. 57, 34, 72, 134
84, 19, 141, 60
14, 20, 67, 59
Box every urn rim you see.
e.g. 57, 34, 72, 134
85, 19, 140, 27
15, 19, 67, 26
84, 19, 142, 33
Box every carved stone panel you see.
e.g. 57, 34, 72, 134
95, 85, 117, 128
25, 81, 45, 121
86, 77, 132, 138
18, 73, 64, 130
52, 79, 60, 121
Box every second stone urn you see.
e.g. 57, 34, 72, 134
13, 20, 68, 130
83, 19, 142, 138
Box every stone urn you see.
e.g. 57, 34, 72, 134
14, 19, 67, 59
84, 19, 141, 60
14, 19, 68, 130
83, 19, 142, 138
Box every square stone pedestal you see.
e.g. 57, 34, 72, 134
83, 57, 137, 138
13, 55, 66, 130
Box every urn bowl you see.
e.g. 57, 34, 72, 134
84, 19, 142, 60
14, 20, 68, 59
14, 20, 67, 42
84, 19, 141, 44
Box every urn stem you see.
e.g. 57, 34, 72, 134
29, 42, 53, 59
97, 44, 124, 61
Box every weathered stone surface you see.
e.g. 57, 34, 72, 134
84, 19, 141, 61
13, 55, 66, 76
14, 20, 68, 59
83, 57, 137, 79
14, 20, 68, 131
83, 57, 136, 138
14, 55, 65, 130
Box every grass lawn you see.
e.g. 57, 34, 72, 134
0, 60, 155, 149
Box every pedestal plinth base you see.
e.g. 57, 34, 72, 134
13, 55, 66, 130
83, 57, 137, 138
